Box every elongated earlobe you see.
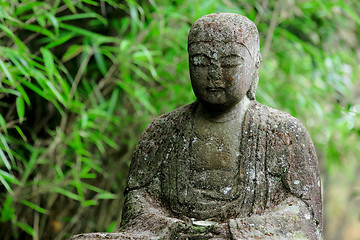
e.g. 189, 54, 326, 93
255, 53, 262, 68
247, 52, 261, 100
246, 70, 258, 100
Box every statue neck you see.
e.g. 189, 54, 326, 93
196, 96, 251, 123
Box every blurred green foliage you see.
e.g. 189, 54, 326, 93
0, 0, 359, 239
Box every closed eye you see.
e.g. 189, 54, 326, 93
220, 55, 244, 68
191, 54, 211, 67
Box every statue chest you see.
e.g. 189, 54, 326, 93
191, 134, 239, 171
159, 104, 290, 220
190, 115, 242, 170
187, 120, 242, 196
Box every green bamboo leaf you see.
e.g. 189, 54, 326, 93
0, 196, 15, 222
45, 32, 74, 49
94, 47, 107, 76
15, 126, 27, 142
80, 157, 103, 173
21, 200, 48, 214
107, 87, 119, 114
0, 115, 7, 134
15, 1, 43, 16
46, 12, 59, 36
0, 174, 13, 193
71, 177, 84, 200
104, 0, 118, 7
6, 51, 31, 78
0, 88, 20, 96
0, 24, 28, 52
97, 192, 116, 200
15, 85, 30, 106
0, 134, 15, 166
129, 64, 151, 82
57, 12, 106, 25
81, 0, 99, 6
54, 72, 71, 98
40, 47, 55, 79
80, 172, 96, 179
24, 24, 56, 39
16, 97, 25, 123
59, 23, 119, 44
100, 134, 119, 149
80, 112, 88, 129
53, 187, 80, 201
82, 182, 103, 193
16, 222, 34, 237
78, 164, 92, 178
339, 2, 360, 25
55, 166, 64, 179
19, 79, 49, 100
0, 148, 11, 171
81, 200, 98, 207
45, 81, 65, 105
37, 15, 46, 27
64, 0, 77, 13
61, 44, 84, 62
0, 7, 24, 25
0, 169, 21, 185
0, 58, 15, 85
106, 221, 116, 232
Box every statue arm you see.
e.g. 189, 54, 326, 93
119, 115, 193, 238
229, 196, 319, 239
281, 118, 322, 231
125, 119, 164, 190
70, 188, 190, 240
119, 188, 191, 239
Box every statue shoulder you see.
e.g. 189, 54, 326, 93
138, 102, 195, 141
246, 101, 315, 176
251, 101, 319, 177
126, 103, 196, 190
249, 101, 309, 136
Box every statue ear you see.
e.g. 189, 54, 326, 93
255, 53, 262, 68
247, 52, 261, 100
246, 73, 258, 100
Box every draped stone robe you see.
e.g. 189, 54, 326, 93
119, 100, 322, 239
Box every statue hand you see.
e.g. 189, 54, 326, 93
169, 220, 192, 238
170, 220, 229, 239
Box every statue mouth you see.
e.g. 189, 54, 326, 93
206, 87, 225, 92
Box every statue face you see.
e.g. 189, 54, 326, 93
189, 41, 254, 109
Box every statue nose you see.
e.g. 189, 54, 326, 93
208, 64, 223, 85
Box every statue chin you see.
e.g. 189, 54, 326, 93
195, 92, 245, 114
70, 12, 322, 240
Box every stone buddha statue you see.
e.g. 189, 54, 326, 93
71, 13, 322, 240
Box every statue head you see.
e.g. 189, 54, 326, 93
188, 13, 261, 110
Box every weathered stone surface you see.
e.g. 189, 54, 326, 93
70, 13, 322, 240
